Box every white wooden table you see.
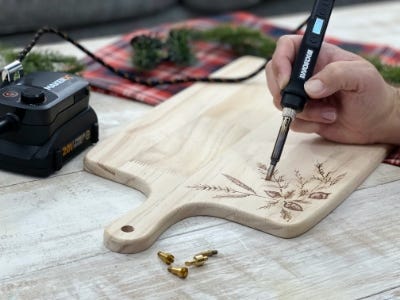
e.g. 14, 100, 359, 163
1, 2, 400, 299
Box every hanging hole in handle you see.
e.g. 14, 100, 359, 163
121, 225, 134, 232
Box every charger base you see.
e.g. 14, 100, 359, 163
0, 106, 98, 177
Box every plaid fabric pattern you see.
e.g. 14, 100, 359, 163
81, 12, 292, 105
80, 11, 400, 166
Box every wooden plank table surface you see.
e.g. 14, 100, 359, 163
1, 2, 400, 299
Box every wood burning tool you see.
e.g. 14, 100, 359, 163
265, 0, 336, 180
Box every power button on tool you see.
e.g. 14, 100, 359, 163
21, 88, 45, 104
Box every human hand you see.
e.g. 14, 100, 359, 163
266, 35, 400, 145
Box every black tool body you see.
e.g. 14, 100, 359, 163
266, 0, 335, 180
281, 0, 335, 112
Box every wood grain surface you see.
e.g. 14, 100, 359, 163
2, 3, 400, 298
84, 56, 390, 254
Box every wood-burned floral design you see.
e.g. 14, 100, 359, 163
187, 162, 346, 222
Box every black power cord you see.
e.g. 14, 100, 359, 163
0, 113, 19, 135
0, 18, 309, 136
16, 18, 309, 87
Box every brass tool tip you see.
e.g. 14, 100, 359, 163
265, 164, 275, 181
168, 266, 189, 279
194, 250, 218, 257
157, 251, 175, 265
185, 254, 208, 267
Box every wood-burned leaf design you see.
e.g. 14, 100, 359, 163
293, 199, 311, 204
299, 189, 308, 197
264, 190, 281, 198
187, 184, 236, 193
222, 174, 256, 194
330, 173, 346, 185
283, 201, 303, 211
283, 190, 295, 199
188, 161, 346, 223
280, 208, 292, 222
309, 192, 330, 200
214, 194, 250, 199
257, 163, 267, 171
259, 200, 279, 209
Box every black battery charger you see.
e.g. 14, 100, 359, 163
0, 61, 98, 176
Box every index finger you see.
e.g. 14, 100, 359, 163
270, 35, 303, 89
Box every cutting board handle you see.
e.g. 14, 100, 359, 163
104, 193, 190, 253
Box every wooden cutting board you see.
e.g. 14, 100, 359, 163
84, 56, 389, 254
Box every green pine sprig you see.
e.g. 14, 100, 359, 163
365, 55, 400, 85
0, 26, 398, 87
166, 29, 195, 65
129, 25, 400, 85
130, 25, 276, 70
191, 25, 276, 57
0, 46, 84, 74
130, 35, 164, 71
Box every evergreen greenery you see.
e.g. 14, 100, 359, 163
0, 25, 399, 86
129, 25, 400, 85
166, 29, 195, 65
364, 55, 400, 85
130, 35, 164, 70
192, 25, 276, 57
0, 46, 84, 74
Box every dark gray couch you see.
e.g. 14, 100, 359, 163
1, 0, 264, 35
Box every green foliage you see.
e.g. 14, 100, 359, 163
129, 25, 400, 85
166, 29, 195, 65
130, 35, 164, 71
365, 55, 400, 85
0, 46, 84, 74
0, 28, 398, 87
192, 25, 276, 57
130, 25, 276, 70
131, 29, 195, 70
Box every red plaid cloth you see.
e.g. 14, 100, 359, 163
80, 11, 400, 166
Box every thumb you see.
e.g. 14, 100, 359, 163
304, 60, 368, 99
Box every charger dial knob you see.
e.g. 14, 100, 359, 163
21, 88, 45, 104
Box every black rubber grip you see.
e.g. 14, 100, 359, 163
281, 0, 335, 112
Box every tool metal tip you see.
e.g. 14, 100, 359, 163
265, 164, 275, 181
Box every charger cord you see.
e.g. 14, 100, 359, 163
16, 18, 309, 86
0, 113, 19, 135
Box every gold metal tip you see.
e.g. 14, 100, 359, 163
194, 250, 218, 257
157, 251, 175, 265
168, 266, 188, 279
185, 254, 208, 267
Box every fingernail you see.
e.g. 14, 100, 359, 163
321, 109, 337, 122
305, 79, 325, 95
